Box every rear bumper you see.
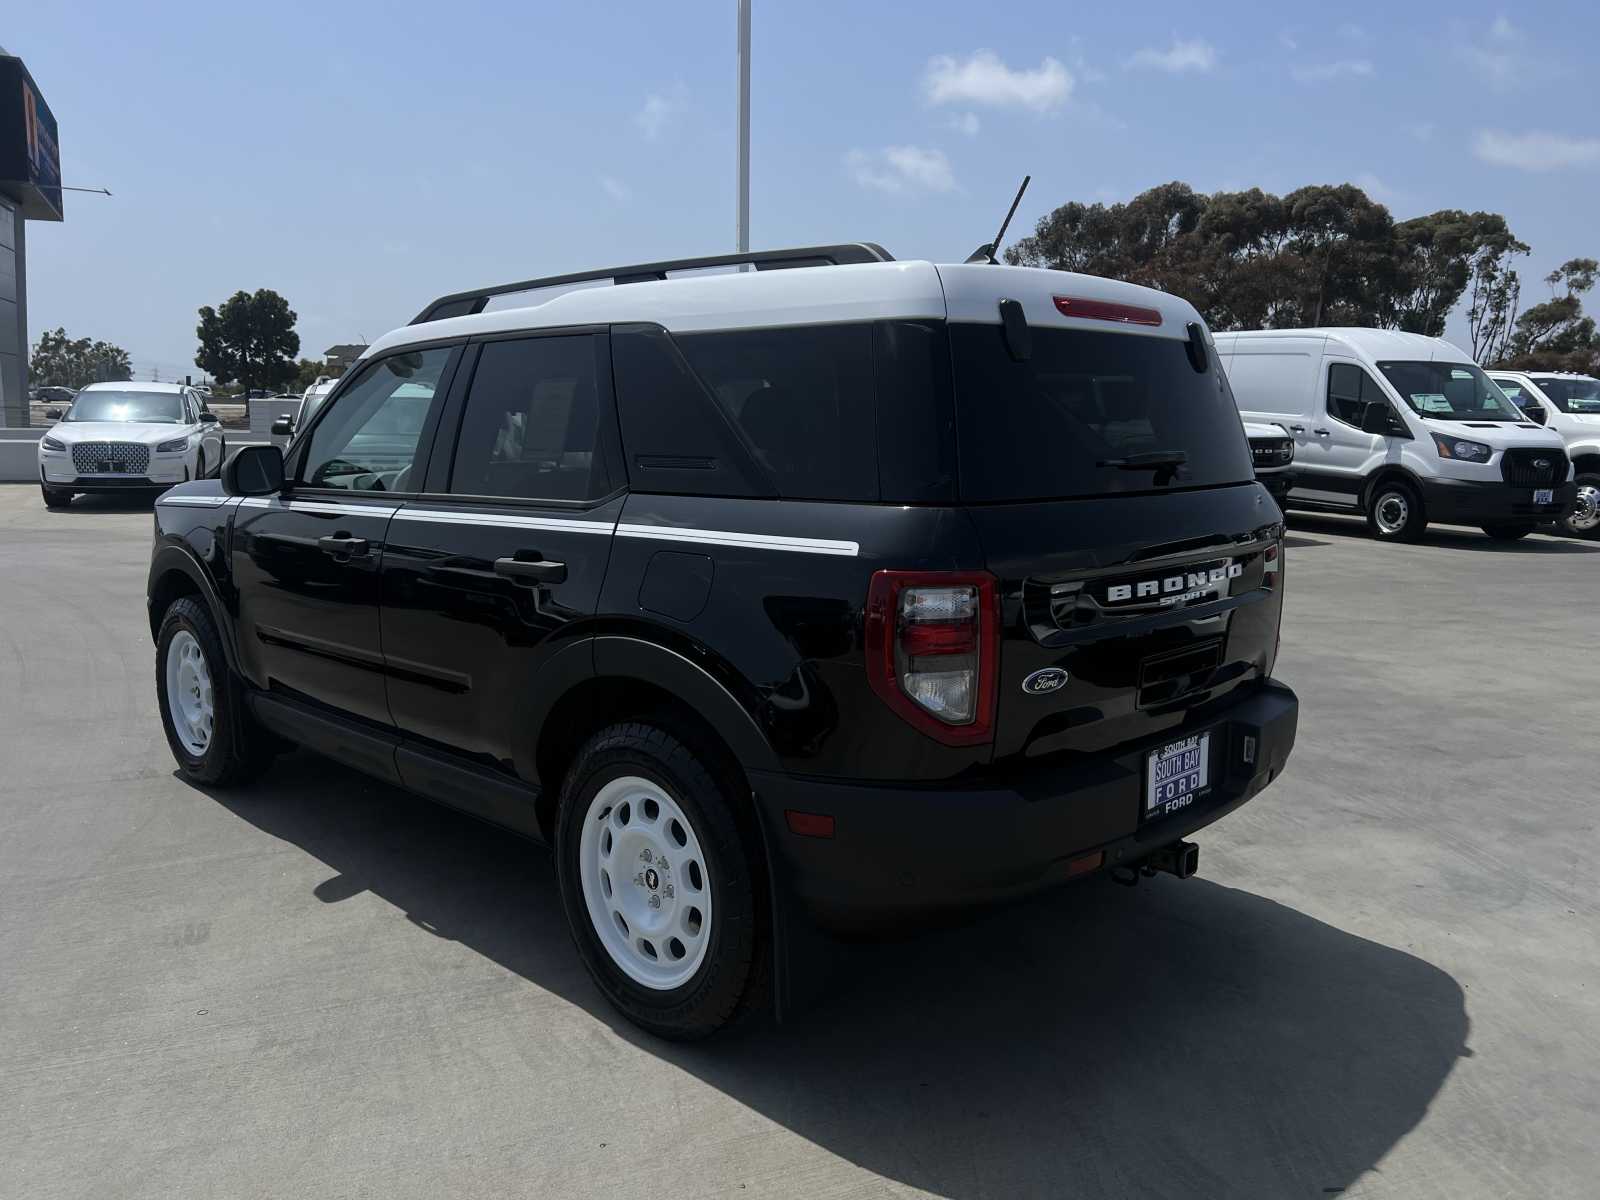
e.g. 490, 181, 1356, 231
1256, 469, 1294, 502
752, 679, 1298, 929
1419, 476, 1574, 526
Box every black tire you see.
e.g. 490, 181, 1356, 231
40, 484, 72, 509
1562, 473, 1600, 539
1482, 523, 1535, 542
155, 597, 273, 787
1366, 479, 1427, 542
555, 721, 766, 1040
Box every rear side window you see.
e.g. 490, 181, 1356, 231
950, 324, 1254, 502
448, 335, 608, 502
674, 325, 878, 502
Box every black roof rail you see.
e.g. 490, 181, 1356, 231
408, 242, 895, 325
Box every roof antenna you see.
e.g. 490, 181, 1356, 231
965, 175, 1030, 265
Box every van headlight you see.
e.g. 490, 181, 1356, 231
1431, 433, 1492, 463
155, 436, 190, 453
41, 435, 66, 452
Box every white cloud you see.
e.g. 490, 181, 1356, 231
1474, 129, 1600, 171
1457, 17, 1527, 90
1291, 59, 1374, 83
1126, 37, 1218, 74
947, 112, 981, 137
635, 83, 688, 140
1408, 121, 1436, 142
1278, 32, 1299, 52
600, 175, 630, 203
923, 50, 1073, 112
846, 146, 956, 194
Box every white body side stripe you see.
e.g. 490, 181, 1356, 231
158, 495, 235, 508
616, 523, 858, 557
393, 508, 613, 535
236, 497, 402, 518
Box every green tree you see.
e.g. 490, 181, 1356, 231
1383, 212, 1525, 337
195, 289, 301, 391
30, 327, 133, 388
1496, 258, 1600, 373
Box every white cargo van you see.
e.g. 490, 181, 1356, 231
1484, 371, 1600, 537
1213, 328, 1573, 541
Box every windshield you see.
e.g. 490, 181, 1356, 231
1376, 361, 1524, 422
63, 391, 186, 424
1534, 377, 1600, 414
302, 392, 331, 425
952, 325, 1253, 501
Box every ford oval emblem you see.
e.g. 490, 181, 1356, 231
1022, 667, 1069, 695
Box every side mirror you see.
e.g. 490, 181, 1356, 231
198, 410, 219, 424
1362, 404, 1403, 436
270, 416, 295, 436
45, 407, 63, 420
222, 444, 285, 496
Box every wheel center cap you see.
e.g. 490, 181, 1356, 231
644, 867, 660, 890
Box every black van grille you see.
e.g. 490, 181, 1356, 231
1501, 448, 1566, 487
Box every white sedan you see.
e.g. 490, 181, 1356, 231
38, 382, 227, 509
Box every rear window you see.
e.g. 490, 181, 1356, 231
950, 324, 1254, 502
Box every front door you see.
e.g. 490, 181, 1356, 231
1295, 359, 1386, 508
231, 345, 460, 725
381, 332, 619, 778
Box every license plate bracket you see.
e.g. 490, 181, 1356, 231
1144, 732, 1212, 821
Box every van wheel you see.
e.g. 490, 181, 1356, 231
1366, 480, 1426, 541
40, 485, 72, 509
156, 597, 273, 786
555, 721, 765, 1040
1562, 474, 1600, 538
1482, 523, 1535, 541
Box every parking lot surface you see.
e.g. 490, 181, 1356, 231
1, 485, 1596, 1199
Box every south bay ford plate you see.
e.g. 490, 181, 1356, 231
1145, 733, 1211, 819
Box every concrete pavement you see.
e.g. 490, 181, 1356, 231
0, 486, 1595, 1198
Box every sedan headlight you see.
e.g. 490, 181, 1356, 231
1431, 433, 1492, 463
41, 435, 66, 452
155, 436, 190, 453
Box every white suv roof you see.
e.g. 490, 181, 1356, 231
363, 246, 1207, 362
79, 380, 189, 393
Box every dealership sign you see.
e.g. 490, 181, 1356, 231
0, 55, 62, 221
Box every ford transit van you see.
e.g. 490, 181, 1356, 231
1214, 329, 1572, 541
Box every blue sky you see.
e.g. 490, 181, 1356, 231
8, 0, 1599, 379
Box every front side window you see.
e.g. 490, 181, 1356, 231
1377, 361, 1524, 422
1326, 363, 1388, 429
447, 335, 607, 502
299, 347, 453, 491
64, 391, 185, 424
1533, 377, 1600, 414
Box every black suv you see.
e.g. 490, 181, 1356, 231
148, 245, 1298, 1038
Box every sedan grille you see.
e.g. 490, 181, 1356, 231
1500, 448, 1567, 487
71, 441, 151, 475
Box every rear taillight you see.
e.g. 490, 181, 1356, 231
865, 570, 999, 746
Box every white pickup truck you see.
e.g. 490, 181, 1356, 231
1487, 371, 1600, 538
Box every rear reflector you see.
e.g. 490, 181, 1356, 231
1053, 296, 1163, 327
785, 810, 835, 839
1066, 851, 1104, 877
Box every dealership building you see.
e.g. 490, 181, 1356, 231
0, 48, 62, 427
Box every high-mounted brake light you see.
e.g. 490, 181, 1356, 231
1053, 296, 1163, 327
865, 571, 999, 747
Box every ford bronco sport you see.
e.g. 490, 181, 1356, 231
147, 244, 1298, 1038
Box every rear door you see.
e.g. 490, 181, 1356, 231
231, 344, 459, 726
380, 330, 620, 778
947, 316, 1283, 778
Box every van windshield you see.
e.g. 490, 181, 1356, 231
1377, 361, 1524, 422
1534, 377, 1600, 414
951, 324, 1253, 501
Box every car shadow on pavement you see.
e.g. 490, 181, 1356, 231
44, 493, 160, 514
214, 752, 1469, 1200
1289, 512, 1599, 553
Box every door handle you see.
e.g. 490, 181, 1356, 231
494, 555, 567, 585
1313, 429, 1331, 437
1289, 425, 1306, 434
318, 533, 369, 557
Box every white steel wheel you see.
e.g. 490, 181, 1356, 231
1373, 490, 1410, 535
578, 775, 713, 991
165, 629, 214, 756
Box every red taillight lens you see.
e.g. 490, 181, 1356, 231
865, 570, 999, 747
1053, 296, 1163, 327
